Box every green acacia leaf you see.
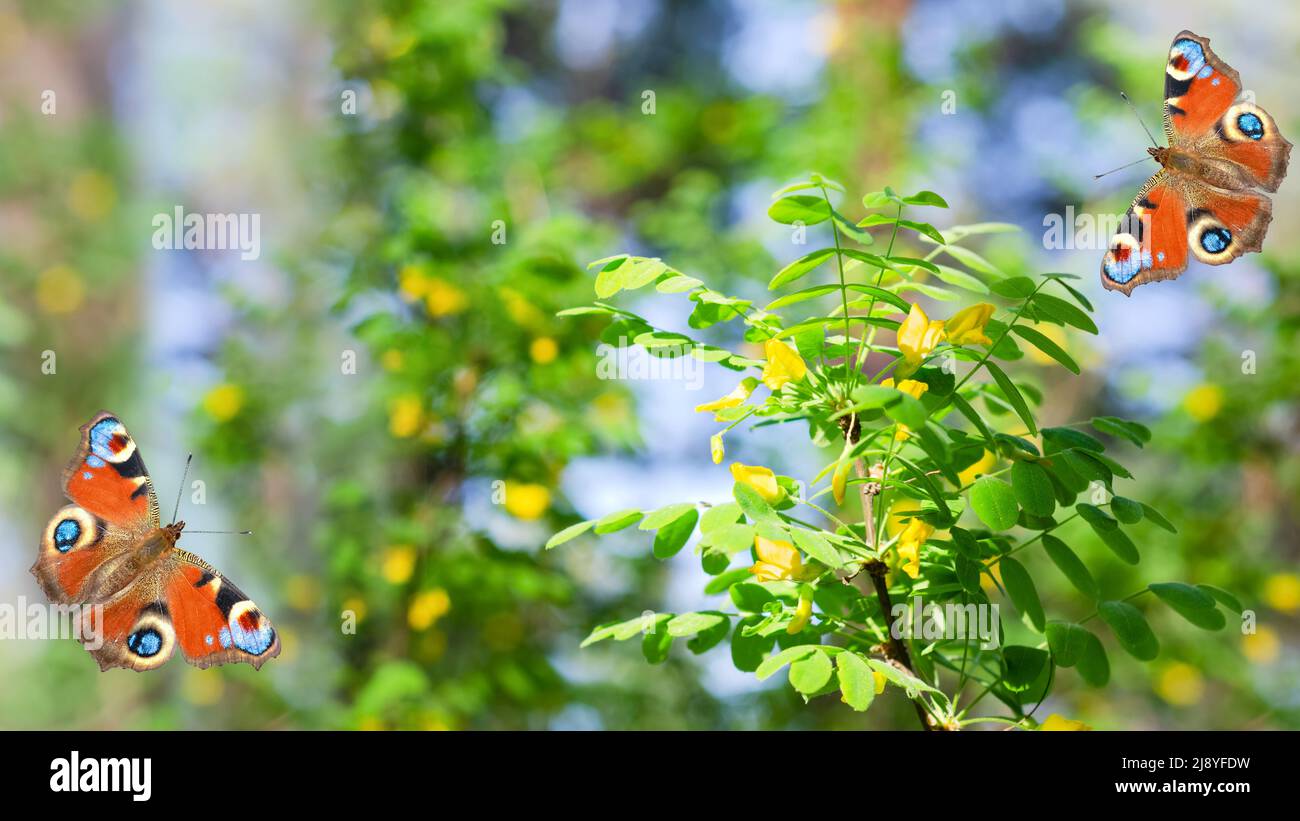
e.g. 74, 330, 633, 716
1032, 293, 1098, 334
733, 482, 781, 525
755, 644, 818, 681
687, 618, 730, 654
639, 503, 696, 531
768, 248, 836, 290
593, 508, 644, 534
789, 648, 834, 695
1098, 526, 1140, 565
1098, 601, 1160, 660
1091, 416, 1151, 447
791, 529, 845, 570
652, 508, 699, 559
989, 277, 1036, 299
546, 519, 595, 550
1010, 460, 1055, 517
642, 625, 674, 664
1149, 582, 1226, 630
1011, 325, 1079, 374
1041, 534, 1099, 599
666, 611, 728, 638
1046, 622, 1109, 685
730, 582, 776, 612
1197, 584, 1242, 614
983, 361, 1037, 436
836, 651, 876, 711
1000, 556, 1045, 632
700, 502, 743, 535
769, 195, 831, 225
940, 244, 1002, 276
1003, 645, 1049, 690
731, 615, 775, 672
970, 476, 1019, 530
1110, 496, 1144, 524
1042, 427, 1104, 453
901, 189, 949, 207
1140, 502, 1177, 533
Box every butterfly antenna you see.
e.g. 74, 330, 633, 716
171, 453, 192, 524
1119, 91, 1159, 147
186, 530, 254, 535
1093, 155, 1155, 179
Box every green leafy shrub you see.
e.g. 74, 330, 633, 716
550, 177, 1238, 730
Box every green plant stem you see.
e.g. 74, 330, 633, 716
819, 185, 854, 389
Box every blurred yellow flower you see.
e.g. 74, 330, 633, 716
1155, 662, 1204, 706
1183, 383, 1223, 422
895, 517, 933, 579
388, 393, 424, 438
1263, 573, 1300, 613
529, 336, 559, 364
342, 596, 368, 623
284, 575, 320, 612
380, 349, 404, 371
398, 264, 430, 300
425, 277, 468, 316
945, 302, 995, 346
761, 339, 807, 390
67, 170, 117, 222
182, 669, 225, 706
750, 534, 803, 581
957, 449, 997, 487
408, 588, 451, 631
730, 462, 784, 503
695, 377, 759, 414
504, 481, 551, 520
357, 716, 385, 731
500, 287, 544, 327
202, 383, 245, 422
896, 303, 946, 376
35, 265, 85, 314
709, 433, 724, 465
1243, 626, 1280, 665
382, 545, 417, 584
1039, 714, 1091, 731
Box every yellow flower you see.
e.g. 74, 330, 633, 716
750, 534, 804, 581
397, 264, 430, 301
388, 393, 424, 438
382, 545, 417, 584
945, 302, 995, 346
730, 462, 784, 504
504, 481, 551, 520
1243, 626, 1280, 664
896, 303, 946, 376
885, 497, 922, 539
786, 586, 814, 634
895, 517, 933, 579
408, 588, 452, 630
380, 349, 404, 371
1263, 573, 1300, 613
709, 433, 725, 465
881, 377, 930, 440
181, 668, 225, 706
284, 575, 320, 612
1155, 662, 1204, 706
957, 449, 997, 487
341, 596, 368, 623
425, 278, 468, 316
202, 383, 245, 422
67, 170, 117, 222
695, 377, 759, 414
1183, 383, 1223, 422
1039, 714, 1092, 731
761, 339, 808, 390
873, 670, 887, 694
530, 336, 559, 364
35, 265, 85, 314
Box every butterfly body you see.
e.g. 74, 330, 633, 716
1101, 31, 1290, 295
31, 412, 279, 672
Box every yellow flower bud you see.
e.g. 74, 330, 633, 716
786, 585, 814, 634
1039, 714, 1091, 731
695, 377, 759, 414
710, 433, 725, 464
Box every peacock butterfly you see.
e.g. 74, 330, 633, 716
30, 411, 280, 671
1101, 31, 1291, 295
